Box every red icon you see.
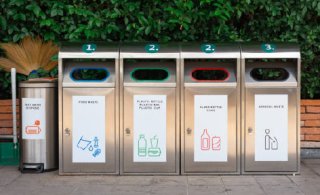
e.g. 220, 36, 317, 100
25, 120, 41, 134
212, 136, 221, 150
201, 129, 210, 150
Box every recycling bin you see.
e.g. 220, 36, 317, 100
120, 43, 180, 175
240, 42, 300, 174
58, 42, 119, 175
180, 43, 240, 174
19, 79, 58, 173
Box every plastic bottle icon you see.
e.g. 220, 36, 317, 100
201, 129, 210, 150
93, 137, 99, 148
138, 134, 147, 157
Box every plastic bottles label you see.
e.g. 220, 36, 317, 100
133, 95, 167, 162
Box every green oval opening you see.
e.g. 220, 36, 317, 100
71, 68, 109, 81
130, 68, 169, 81
250, 68, 289, 81
191, 68, 229, 81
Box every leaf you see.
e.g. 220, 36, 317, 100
182, 23, 189, 30
50, 54, 58, 61
110, 25, 120, 32
169, 19, 179, 23
302, 6, 307, 17
0, 16, 6, 30
13, 34, 20, 42
51, 9, 58, 17
26, 5, 41, 16
145, 25, 151, 35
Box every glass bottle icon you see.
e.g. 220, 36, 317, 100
201, 129, 210, 150
138, 134, 147, 157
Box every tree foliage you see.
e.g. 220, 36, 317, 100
0, 0, 319, 98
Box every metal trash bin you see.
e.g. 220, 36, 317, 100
240, 42, 300, 174
58, 42, 119, 175
19, 80, 58, 173
120, 43, 180, 175
180, 43, 240, 174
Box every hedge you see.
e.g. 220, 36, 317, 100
0, 0, 319, 99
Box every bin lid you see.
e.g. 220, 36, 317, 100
59, 42, 119, 59
180, 42, 240, 59
240, 42, 300, 59
120, 42, 179, 59
19, 79, 58, 88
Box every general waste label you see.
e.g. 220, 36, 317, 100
22, 98, 46, 140
194, 95, 228, 162
72, 96, 106, 163
82, 44, 97, 53
261, 43, 276, 53
255, 94, 288, 161
145, 44, 160, 53
201, 44, 216, 53
133, 95, 167, 162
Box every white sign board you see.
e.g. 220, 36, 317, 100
133, 95, 167, 162
22, 98, 46, 140
72, 96, 105, 163
255, 95, 288, 161
194, 95, 228, 162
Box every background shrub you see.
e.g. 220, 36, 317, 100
0, 0, 319, 99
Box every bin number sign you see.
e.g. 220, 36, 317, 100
201, 44, 216, 53
145, 44, 160, 53
82, 44, 97, 53
22, 98, 46, 140
261, 43, 276, 53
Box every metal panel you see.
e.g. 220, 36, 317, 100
240, 42, 301, 59
244, 88, 298, 172
184, 87, 237, 173
120, 42, 179, 59
62, 88, 116, 173
59, 42, 119, 59
59, 42, 120, 175
240, 42, 300, 174
19, 87, 58, 170
122, 87, 176, 173
180, 42, 240, 59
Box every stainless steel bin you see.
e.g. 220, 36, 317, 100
58, 42, 120, 175
240, 42, 300, 174
120, 43, 180, 175
180, 42, 240, 175
19, 80, 58, 173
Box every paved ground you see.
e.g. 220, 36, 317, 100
0, 160, 320, 195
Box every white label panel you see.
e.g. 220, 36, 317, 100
255, 95, 288, 161
72, 96, 105, 163
22, 98, 46, 140
133, 95, 167, 162
194, 95, 228, 162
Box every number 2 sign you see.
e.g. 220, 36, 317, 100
201, 44, 216, 53
145, 44, 160, 53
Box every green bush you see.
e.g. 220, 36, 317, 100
0, 0, 319, 98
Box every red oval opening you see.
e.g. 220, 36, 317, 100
191, 68, 229, 82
